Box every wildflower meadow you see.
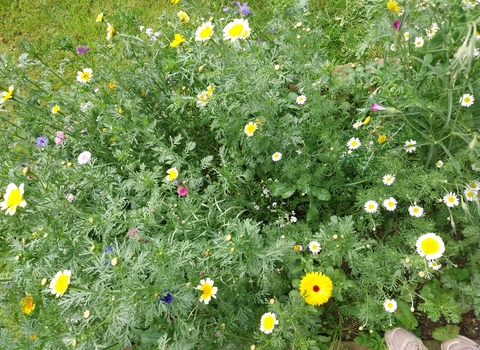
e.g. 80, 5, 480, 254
1, 0, 480, 349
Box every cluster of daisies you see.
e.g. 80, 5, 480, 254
363, 174, 479, 216
384, 232, 445, 313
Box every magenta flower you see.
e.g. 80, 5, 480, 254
371, 103, 387, 111
177, 186, 188, 196
393, 21, 401, 32
76, 46, 89, 55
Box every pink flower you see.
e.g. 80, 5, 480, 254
371, 103, 386, 111
177, 186, 188, 196
78, 151, 91, 165
65, 194, 74, 203
393, 21, 401, 32
54, 131, 65, 145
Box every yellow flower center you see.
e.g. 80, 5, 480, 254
312, 244, 318, 250
199, 26, 213, 39
262, 315, 275, 330
6, 188, 22, 208
467, 192, 473, 198
228, 24, 245, 37
200, 283, 213, 298
464, 97, 471, 103
351, 141, 357, 147
387, 302, 393, 309
55, 274, 70, 294
421, 238, 440, 254
448, 196, 455, 203
81, 72, 90, 81
368, 204, 375, 209
413, 207, 419, 213
388, 201, 394, 207
245, 124, 256, 134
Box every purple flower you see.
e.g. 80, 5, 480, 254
76, 46, 89, 55
177, 186, 188, 196
371, 103, 387, 111
36, 136, 48, 148
268, 29, 274, 34
257, 38, 263, 43
103, 245, 113, 254
233, 2, 252, 16
223, 7, 230, 12
158, 291, 173, 304
393, 21, 401, 32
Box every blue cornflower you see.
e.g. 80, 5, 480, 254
158, 291, 173, 304
36, 136, 48, 148
103, 245, 113, 254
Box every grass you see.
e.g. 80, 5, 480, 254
0, 0, 377, 63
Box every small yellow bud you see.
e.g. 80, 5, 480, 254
83, 310, 90, 318
23, 167, 29, 175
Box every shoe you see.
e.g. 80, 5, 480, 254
441, 335, 480, 350
385, 328, 428, 350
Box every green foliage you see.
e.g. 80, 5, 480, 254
0, 0, 480, 349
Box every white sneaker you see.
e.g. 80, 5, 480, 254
385, 328, 428, 350
441, 335, 480, 350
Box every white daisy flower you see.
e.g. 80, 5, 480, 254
308, 241, 321, 254
383, 299, 397, 313
364, 200, 378, 213
428, 260, 442, 270
460, 94, 475, 107
272, 152, 282, 162
347, 137, 361, 150
382, 174, 395, 186
408, 205, 424, 217
414, 36, 424, 47
296, 95, 307, 105
383, 197, 397, 211
405, 139, 417, 153
443, 192, 459, 207
416, 233, 445, 260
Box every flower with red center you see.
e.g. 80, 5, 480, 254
299, 271, 333, 306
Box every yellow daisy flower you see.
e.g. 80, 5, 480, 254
170, 33, 185, 48
0, 85, 14, 104
177, 11, 190, 23
299, 271, 333, 306
0, 183, 27, 215
20, 295, 36, 315
196, 277, 218, 304
51, 105, 61, 114
260, 312, 278, 334
244, 122, 258, 136
166, 167, 179, 181
416, 233, 445, 260
387, 0, 402, 14
76, 68, 93, 83
49, 270, 71, 298
107, 23, 115, 40
195, 21, 214, 41
96, 13, 104, 22
223, 18, 251, 42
